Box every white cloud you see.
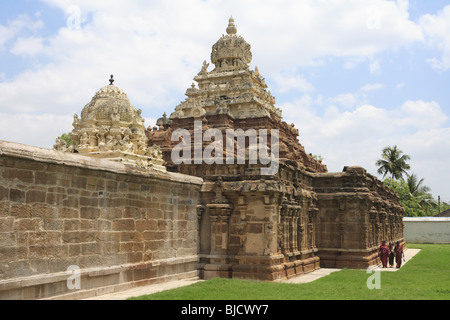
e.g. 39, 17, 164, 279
361, 83, 385, 92
399, 100, 448, 130
399, 127, 450, 201
326, 84, 385, 111
0, 113, 73, 149
0, 0, 425, 119
420, 5, 450, 71
11, 37, 45, 56
343, 57, 364, 70
245, 0, 423, 73
329, 93, 359, 109
273, 73, 315, 94
0, 14, 44, 48
281, 96, 450, 200
369, 59, 381, 74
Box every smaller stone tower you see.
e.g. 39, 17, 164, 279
55, 75, 165, 171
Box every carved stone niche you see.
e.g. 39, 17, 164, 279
206, 178, 233, 256
369, 208, 378, 222
280, 204, 302, 255
203, 202, 233, 280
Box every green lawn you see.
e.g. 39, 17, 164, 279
129, 244, 450, 300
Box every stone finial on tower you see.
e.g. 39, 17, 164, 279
109, 75, 114, 85
226, 16, 237, 35
211, 17, 252, 68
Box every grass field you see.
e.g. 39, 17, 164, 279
129, 244, 450, 300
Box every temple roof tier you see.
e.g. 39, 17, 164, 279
170, 18, 281, 121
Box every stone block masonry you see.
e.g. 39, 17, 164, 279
0, 141, 203, 300
313, 167, 405, 268
147, 17, 403, 279
0, 17, 407, 296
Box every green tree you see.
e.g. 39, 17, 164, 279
406, 173, 430, 196
376, 145, 411, 180
405, 174, 436, 216
57, 133, 72, 147
384, 176, 436, 217
384, 178, 420, 217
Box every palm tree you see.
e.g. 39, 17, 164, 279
406, 174, 430, 196
376, 145, 411, 180
405, 174, 436, 215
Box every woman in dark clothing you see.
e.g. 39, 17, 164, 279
394, 241, 405, 269
389, 243, 395, 267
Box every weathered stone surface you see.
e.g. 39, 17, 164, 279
0, 17, 404, 299
0, 140, 202, 299
313, 168, 405, 268
55, 79, 165, 171
147, 18, 404, 280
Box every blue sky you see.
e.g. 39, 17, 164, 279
1, 0, 450, 203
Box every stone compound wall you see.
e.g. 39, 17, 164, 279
404, 217, 450, 244
0, 141, 202, 300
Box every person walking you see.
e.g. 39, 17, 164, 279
379, 241, 390, 268
389, 243, 395, 268
394, 242, 405, 269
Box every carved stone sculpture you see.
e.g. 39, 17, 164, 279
147, 17, 404, 280
169, 17, 281, 121
56, 76, 165, 171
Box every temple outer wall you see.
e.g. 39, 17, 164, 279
313, 167, 405, 269
403, 217, 450, 244
0, 141, 203, 300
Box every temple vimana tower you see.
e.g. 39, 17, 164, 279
0, 18, 404, 299
147, 17, 405, 280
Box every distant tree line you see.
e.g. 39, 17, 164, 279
376, 145, 448, 217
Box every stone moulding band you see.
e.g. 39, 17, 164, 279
199, 254, 286, 261
0, 255, 199, 293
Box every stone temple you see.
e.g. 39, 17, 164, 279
0, 18, 404, 299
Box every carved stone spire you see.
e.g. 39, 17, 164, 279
226, 16, 237, 35
64, 78, 166, 171
168, 17, 281, 121
211, 17, 252, 69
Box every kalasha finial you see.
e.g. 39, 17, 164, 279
109, 75, 114, 85
226, 16, 237, 35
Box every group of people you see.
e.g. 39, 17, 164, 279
379, 241, 405, 269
